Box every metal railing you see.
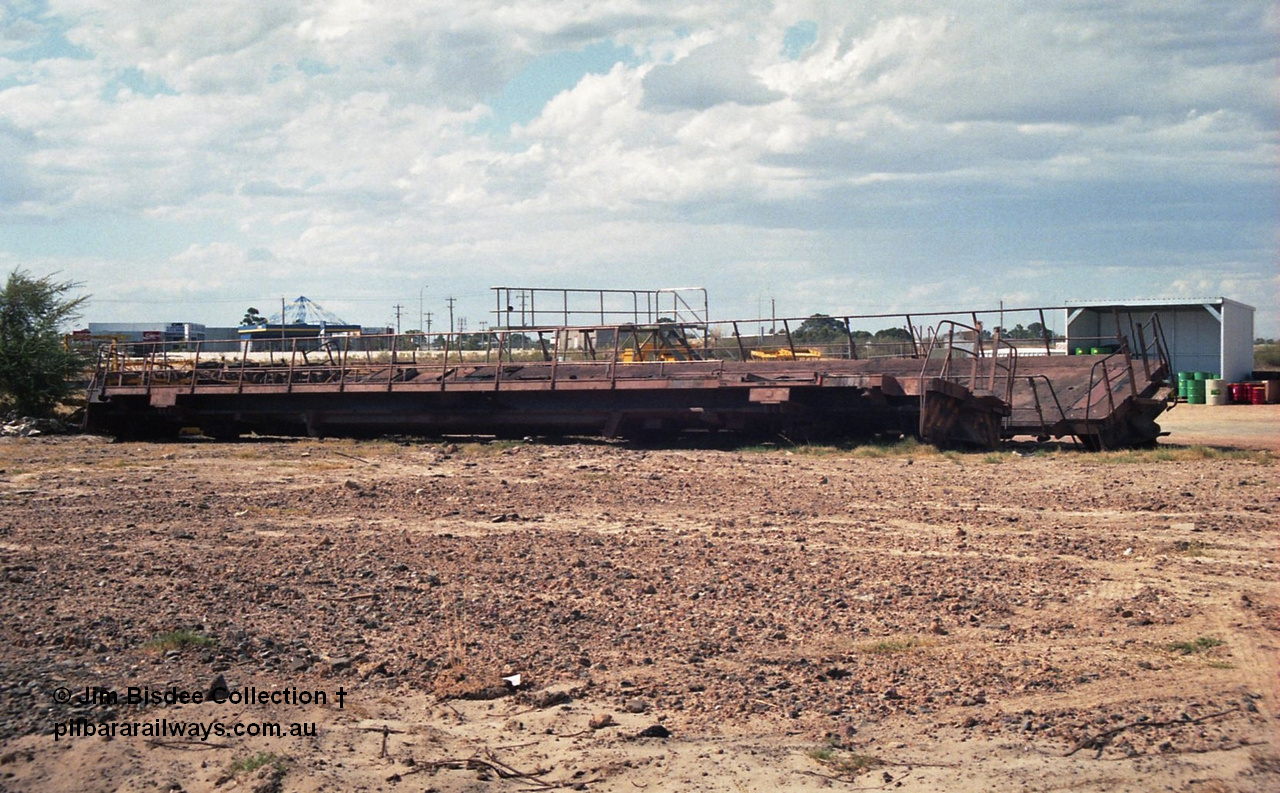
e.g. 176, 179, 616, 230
1022, 374, 1079, 444
1068, 314, 1170, 448
917, 320, 1019, 403
87, 305, 1105, 400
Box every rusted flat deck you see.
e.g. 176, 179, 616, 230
84, 313, 1173, 449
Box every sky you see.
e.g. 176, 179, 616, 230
1, 1, 1276, 336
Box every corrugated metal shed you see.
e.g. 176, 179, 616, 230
1064, 298, 1255, 381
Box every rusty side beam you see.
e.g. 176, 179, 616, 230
85, 308, 1173, 449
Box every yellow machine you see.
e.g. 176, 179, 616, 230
616, 324, 701, 362
749, 348, 822, 360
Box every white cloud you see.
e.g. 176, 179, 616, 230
0, 1, 1273, 334
642, 38, 784, 110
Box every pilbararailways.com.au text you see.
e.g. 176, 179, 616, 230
54, 718, 315, 742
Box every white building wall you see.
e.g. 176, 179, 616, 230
1162, 308, 1221, 375
1220, 301, 1255, 382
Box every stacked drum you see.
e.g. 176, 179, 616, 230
1180, 372, 1280, 405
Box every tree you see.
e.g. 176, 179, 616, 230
872, 327, 912, 341
0, 270, 88, 418
241, 307, 266, 326
793, 314, 848, 343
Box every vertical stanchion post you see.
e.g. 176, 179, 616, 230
190, 341, 201, 394
494, 331, 504, 391
339, 336, 349, 393
384, 335, 395, 391
237, 342, 249, 393
550, 328, 559, 390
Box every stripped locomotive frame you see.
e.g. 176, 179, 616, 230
85, 289, 1175, 450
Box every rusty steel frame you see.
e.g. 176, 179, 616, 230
84, 305, 1174, 449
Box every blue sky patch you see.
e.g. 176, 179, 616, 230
9, 15, 91, 62
101, 67, 177, 100
472, 40, 634, 135
782, 21, 818, 60
298, 58, 337, 77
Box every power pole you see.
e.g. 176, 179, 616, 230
393, 304, 404, 335
446, 297, 456, 336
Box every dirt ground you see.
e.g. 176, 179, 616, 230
0, 405, 1276, 792
1156, 403, 1280, 452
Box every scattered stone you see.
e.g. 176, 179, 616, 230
637, 724, 670, 739
589, 713, 615, 730
1, 417, 67, 437
531, 690, 571, 709
206, 674, 231, 701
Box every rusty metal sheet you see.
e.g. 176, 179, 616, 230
748, 387, 790, 404
149, 390, 178, 407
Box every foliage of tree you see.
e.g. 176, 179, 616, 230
995, 322, 1049, 340
793, 314, 849, 342
872, 327, 912, 341
0, 270, 88, 417
241, 307, 267, 326
1255, 342, 1280, 369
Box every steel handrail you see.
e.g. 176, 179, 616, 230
1021, 374, 1082, 446
1083, 347, 1129, 442
918, 320, 1019, 403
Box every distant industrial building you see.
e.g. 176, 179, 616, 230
87, 321, 206, 343
238, 296, 362, 351
84, 322, 242, 352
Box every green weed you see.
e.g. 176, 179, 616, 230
1167, 636, 1224, 655
229, 752, 284, 774
857, 637, 925, 655
1071, 446, 1272, 465
143, 630, 216, 653
1170, 539, 1211, 557
226, 751, 288, 789
807, 744, 882, 777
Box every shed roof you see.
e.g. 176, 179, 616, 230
1063, 297, 1254, 312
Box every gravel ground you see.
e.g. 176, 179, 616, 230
0, 430, 1276, 792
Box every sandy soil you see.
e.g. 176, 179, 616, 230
0, 407, 1276, 792
1157, 403, 1280, 452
